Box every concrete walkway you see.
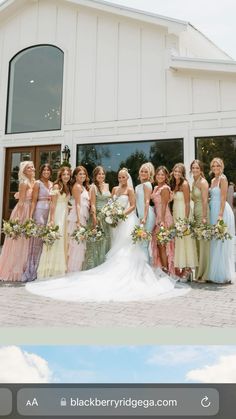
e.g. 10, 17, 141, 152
0, 279, 235, 327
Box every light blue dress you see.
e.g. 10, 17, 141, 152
209, 184, 235, 283
135, 182, 155, 262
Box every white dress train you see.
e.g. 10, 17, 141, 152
26, 195, 189, 302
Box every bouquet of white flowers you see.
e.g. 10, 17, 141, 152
21, 218, 39, 239
174, 218, 192, 238
2, 219, 23, 239
71, 225, 87, 244
211, 220, 232, 242
191, 222, 212, 241
85, 225, 105, 242
38, 224, 61, 248
156, 225, 176, 245
99, 199, 127, 227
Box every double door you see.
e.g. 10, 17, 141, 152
2, 145, 61, 222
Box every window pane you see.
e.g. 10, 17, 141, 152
77, 139, 183, 189
6, 45, 63, 133
196, 135, 236, 224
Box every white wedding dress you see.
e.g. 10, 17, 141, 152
26, 195, 189, 302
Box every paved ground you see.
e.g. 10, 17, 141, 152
0, 278, 235, 327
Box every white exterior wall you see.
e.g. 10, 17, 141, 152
1, 0, 236, 223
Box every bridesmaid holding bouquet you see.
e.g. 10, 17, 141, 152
0, 161, 35, 282
170, 163, 198, 280
208, 158, 235, 283
135, 162, 155, 263
82, 166, 111, 270
21, 164, 53, 282
37, 166, 71, 278
67, 166, 90, 272
190, 159, 210, 283
151, 166, 174, 274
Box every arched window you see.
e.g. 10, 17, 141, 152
6, 45, 64, 134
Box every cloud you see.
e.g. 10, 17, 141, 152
186, 354, 236, 383
146, 347, 202, 366
0, 346, 53, 383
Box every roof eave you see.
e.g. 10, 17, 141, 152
170, 55, 236, 74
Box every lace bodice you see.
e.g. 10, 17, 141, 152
113, 194, 129, 209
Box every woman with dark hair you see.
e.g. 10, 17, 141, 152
0, 161, 35, 282
170, 163, 197, 280
37, 166, 71, 278
82, 166, 111, 270
151, 166, 174, 274
190, 159, 210, 282
67, 166, 90, 272
22, 164, 53, 282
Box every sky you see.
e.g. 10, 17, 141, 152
107, 0, 236, 59
1, 345, 236, 383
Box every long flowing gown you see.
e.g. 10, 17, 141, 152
26, 195, 189, 302
151, 185, 175, 274
135, 182, 155, 262
191, 185, 210, 281
67, 188, 90, 272
209, 185, 235, 283
173, 191, 198, 269
21, 181, 51, 282
37, 191, 69, 278
0, 187, 32, 282
82, 188, 111, 270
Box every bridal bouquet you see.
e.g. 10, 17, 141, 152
2, 219, 23, 239
131, 224, 152, 244
21, 218, 39, 239
85, 225, 105, 242
71, 225, 87, 244
191, 222, 212, 241
99, 199, 127, 227
174, 218, 192, 238
38, 224, 61, 248
211, 220, 232, 242
156, 225, 176, 245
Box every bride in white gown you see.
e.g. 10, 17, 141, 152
26, 169, 189, 302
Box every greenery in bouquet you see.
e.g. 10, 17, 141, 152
2, 219, 23, 239
99, 199, 127, 227
131, 224, 152, 244
191, 221, 212, 241
174, 217, 192, 238
211, 219, 232, 242
156, 225, 176, 245
85, 225, 105, 242
71, 225, 87, 244
38, 224, 61, 248
21, 218, 38, 239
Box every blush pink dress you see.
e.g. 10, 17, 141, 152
0, 186, 33, 282
151, 185, 175, 274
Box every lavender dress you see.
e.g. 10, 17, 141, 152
21, 181, 51, 282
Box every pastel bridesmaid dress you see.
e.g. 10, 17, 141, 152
191, 184, 210, 281
0, 186, 33, 282
67, 188, 90, 272
209, 182, 235, 283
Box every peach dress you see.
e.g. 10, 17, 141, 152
0, 187, 33, 282
151, 185, 175, 274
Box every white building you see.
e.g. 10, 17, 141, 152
0, 0, 236, 226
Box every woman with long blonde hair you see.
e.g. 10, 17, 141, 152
0, 161, 35, 282
208, 158, 235, 283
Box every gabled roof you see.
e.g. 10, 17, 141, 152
0, 0, 188, 34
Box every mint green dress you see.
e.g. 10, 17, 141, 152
192, 185, 210, 281
82, 188, 111, 270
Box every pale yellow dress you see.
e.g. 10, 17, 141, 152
37, 191, 69, 278
173, 191, 198, 269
